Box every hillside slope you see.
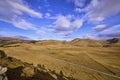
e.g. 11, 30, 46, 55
0, 50, 76, 80
0, 37, 120, 80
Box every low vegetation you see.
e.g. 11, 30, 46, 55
0, 50, 77, 80
0, 38, 120, 80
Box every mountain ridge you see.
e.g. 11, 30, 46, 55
0, 37, 120, 47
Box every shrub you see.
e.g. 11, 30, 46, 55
0, 50, 7, 58
48, 69, 57, 75
8, 57, 13, 62
59, 70, 64, 77
66, 75, 76, 80
37, 64, 46, 70
103, 44, 110, 47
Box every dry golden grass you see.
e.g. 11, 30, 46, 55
0, 39, 120, 80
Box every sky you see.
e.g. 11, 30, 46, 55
0, 0, 120, 40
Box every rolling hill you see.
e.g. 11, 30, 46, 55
0, 37, 120, 80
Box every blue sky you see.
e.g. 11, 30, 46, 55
0, 0, 120, 40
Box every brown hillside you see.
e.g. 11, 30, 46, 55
0, 37, 120, 80
70, 38, 103, 47
0, 50, 76, 80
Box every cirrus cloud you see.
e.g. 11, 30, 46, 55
93, 24, 108, 32
73, 0, 120, 22
0, 0, 42, 30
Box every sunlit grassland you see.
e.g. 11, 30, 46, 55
0, 41, 120, 80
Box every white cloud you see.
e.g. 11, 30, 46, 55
75, 8, 82, 12
36, 30, 46, 34
0, 17, 37, 30
54, 15, 83, 31
38, 14, 83, 37
0, 0, 42, 18
84, 34, 96, 39
93, 24, 120, 39
98, 32, 120, 39
93, 24, 108, 32
45, 13, 51, 18
36, 27, 50, 34
90, 0, 99, 7
12, 19, 37, 30
66, 15, 74, 20
74, 0, 99, 13
0, 0, 42, 30
71, 19, 83, 30
74, 0, 120, 22
54, 15, 71, 30
36, 25, 55, 35
102, 24, 120, 32
58, 31, 73, 36
72, 0, 87, 8
51, 15, 83, 36
87, 0, 120, 22
7, 0, 42, 18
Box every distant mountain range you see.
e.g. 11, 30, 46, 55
0, 37, 120, 47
